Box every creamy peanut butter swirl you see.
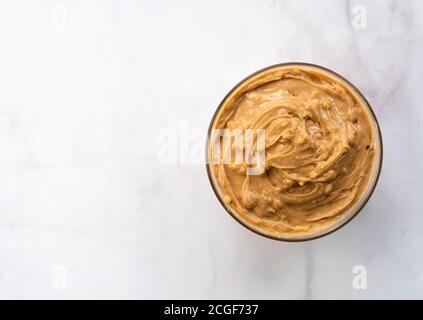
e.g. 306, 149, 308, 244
209, 66, 377, 238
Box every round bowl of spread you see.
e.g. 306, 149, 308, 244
206, 63, 382, 241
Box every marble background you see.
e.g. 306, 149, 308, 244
0, 0, 422, 299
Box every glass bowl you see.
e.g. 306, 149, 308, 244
205, 62, 383, 242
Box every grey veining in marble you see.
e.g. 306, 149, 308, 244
0, 0, 422, 299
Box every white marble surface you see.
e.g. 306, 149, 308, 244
0, 0, 422, 299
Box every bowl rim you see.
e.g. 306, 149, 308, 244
205, 62, 383, 242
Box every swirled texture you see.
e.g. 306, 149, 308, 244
209, 67, 377, 237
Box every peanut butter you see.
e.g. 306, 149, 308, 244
208, 66, 378, 238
